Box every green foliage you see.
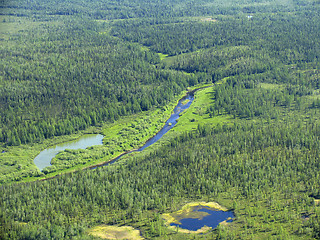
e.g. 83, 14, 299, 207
1, 0, 320, 239
0, 18, 197, 146
1, 107, 320, 238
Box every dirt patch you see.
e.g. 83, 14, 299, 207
87, 225, 144, 240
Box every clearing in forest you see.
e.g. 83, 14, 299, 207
87, 225, 144, 240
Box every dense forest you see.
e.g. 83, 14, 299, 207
1, 0, 320, 239
0, 18, 195, 146
1, 86, 320, 238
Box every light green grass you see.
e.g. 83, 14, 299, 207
158, 52, 169, 60
259, 83, 285, 90
3, 81, 232, 184
2, 89, 189, 184
87, 225, 144, 240
173, 87, 231, 133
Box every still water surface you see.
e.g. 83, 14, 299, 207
94, 93, 194, 168
34, 134, 104, 171
35, 92, 194, 171
170, 207, 234, 231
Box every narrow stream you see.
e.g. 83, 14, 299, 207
34, 91, 195, 171
91, 93, 194, 169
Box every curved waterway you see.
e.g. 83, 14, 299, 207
34, 91, 195, 171
34, 134, 104, 171
91, 93, 194, 169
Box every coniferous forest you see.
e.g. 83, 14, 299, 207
1, 0, 320, 239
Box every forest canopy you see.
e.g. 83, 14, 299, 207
1, 0, 320, 239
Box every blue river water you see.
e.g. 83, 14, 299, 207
34, 92, 194, 171
92, 93, 194, 168
170, 207, 234, 231
138, 94, 194, 151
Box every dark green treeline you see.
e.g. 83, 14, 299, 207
1, 102, 320, 238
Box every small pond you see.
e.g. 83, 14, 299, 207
170, 206, 234, 231
34, 134, 104, 171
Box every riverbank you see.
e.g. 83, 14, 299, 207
0, 83, 214, 184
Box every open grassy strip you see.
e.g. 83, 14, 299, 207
174, 86, 231, 132
87, 225, 144, 240
1, 84, 202, 184
1, 70, 320, 239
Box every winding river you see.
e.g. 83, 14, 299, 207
91, 93, 194, 169
34, 91, 195, 171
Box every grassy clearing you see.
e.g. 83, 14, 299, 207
158, 52, 169, 60
87, 225, 144, 240
258, 82, 285, 90
1, 87, 191, 184
200, 17, 217, 22
173, 86, 231, 133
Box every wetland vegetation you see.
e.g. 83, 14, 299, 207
34, 134, 104, 171
87, 225, 143, 240
1, 0, 320, 239
163, 202, 233, 234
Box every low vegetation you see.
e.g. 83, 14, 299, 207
1, 0, 320, 239
87, 225, 144, 240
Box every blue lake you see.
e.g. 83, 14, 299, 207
170, 207, 234, 231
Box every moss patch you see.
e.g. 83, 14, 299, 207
87, 225, 144, 240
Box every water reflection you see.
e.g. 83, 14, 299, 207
170, 207, 234, 231
34, 134, 104, 171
